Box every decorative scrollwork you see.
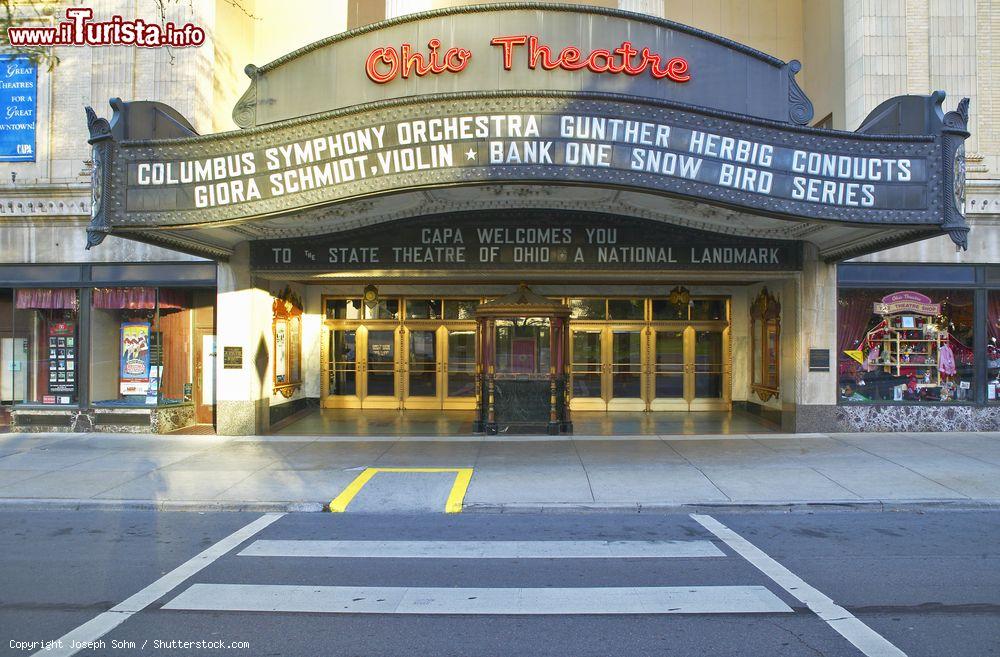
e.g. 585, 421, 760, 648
785, 60, 814, 126
232, 65, 259, 129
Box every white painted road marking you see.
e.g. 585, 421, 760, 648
163, 583, 792, 615
239, 539, 725, 559
31, 513, 285, 657
691, 514, 908, 657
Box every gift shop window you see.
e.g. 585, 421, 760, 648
12, 289, 80, 406
90, 287, 194, 407
837, 289, 975, 403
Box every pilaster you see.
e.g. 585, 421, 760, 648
215, 242, 272, 435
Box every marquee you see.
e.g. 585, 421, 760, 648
84, 3, 971, 261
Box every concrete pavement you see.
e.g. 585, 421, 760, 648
1, 431, 999, 511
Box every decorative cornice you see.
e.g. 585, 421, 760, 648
0, 195, 90, 217
966, 178, 1000, 215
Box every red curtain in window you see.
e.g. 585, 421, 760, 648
837, 290, 879, 355
989, 293, 1000, 358
92, 287, 187, 310
15, 288, 77, 309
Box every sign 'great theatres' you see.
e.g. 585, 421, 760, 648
85, 4, 970, 257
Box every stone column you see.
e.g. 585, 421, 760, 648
794, 243, 839, 431
215, 242, 272, 435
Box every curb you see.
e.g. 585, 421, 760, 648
1, 498, 998, 514
0, 498, 326, 513
462, 499, 1000, 514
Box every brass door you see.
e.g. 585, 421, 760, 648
607, 328, 646, 411
569, 326, 604, 410
363, 326, 401, 409
569, 326, 647, 411
442, 326, 477, 410
690, 327, 729, 411
398, 323, 478, 411
401, 326, 439, 409
323, 326, 361, 409
322, 325, 402, 409
649, 325, 730, 411
649, 327, 687, 411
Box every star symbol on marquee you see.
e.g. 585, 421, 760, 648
465, 148, 477, 161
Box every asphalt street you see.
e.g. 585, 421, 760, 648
0, 510, 997, 657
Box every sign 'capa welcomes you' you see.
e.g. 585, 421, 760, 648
250, 212, 804, 272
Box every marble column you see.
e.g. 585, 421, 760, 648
215, 242, 272, 435
794, 243, 839, 431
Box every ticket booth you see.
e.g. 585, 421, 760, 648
475, 285, 571, 434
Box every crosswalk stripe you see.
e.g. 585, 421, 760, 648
238, 539, 725, 559
163, 584, 792, 615
692, 514, 907, 657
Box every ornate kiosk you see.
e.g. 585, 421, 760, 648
475, 285, 571, 435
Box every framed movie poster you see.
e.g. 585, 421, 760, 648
120, 321, 152, 396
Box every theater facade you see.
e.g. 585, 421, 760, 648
73, 4, 985, 435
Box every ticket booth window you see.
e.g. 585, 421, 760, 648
476, 285, 571, 434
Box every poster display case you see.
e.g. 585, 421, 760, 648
272, 286, 303, 398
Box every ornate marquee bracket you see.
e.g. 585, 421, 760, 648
941, 97, 971, 250
84, 104, 114, 250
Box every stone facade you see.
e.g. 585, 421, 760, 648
1, 1, 997, 435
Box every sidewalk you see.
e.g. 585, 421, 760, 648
0, 431, 999, 512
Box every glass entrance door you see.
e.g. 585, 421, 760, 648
608, 329, 645, 410
402, 328, 438, 409
650, 329, 687, 410
400, 325, 477, 410
444, 328, 477, 409
364, 328, 399, 409
324, 328, 361, 408
649, 326, 729, 411
570, 328, 604, 410
691, 329, 727, 410
570, 327, 646, 410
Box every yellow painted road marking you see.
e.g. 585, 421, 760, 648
328, 468, 474, 514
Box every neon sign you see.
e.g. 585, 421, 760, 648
365, 36, 690, 84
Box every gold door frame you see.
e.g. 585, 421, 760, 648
687, 321, 731, 411
606, 324, 648, 411
360, 324, 402, 409
400, 323, 441, 410
648, 322, 731, 411
321, 324, 362, 409
441, 323, 478, 410
648, 324, 689, 411
569, 324, 606, 411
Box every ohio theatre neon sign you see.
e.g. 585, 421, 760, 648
365, 36, 691, 84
